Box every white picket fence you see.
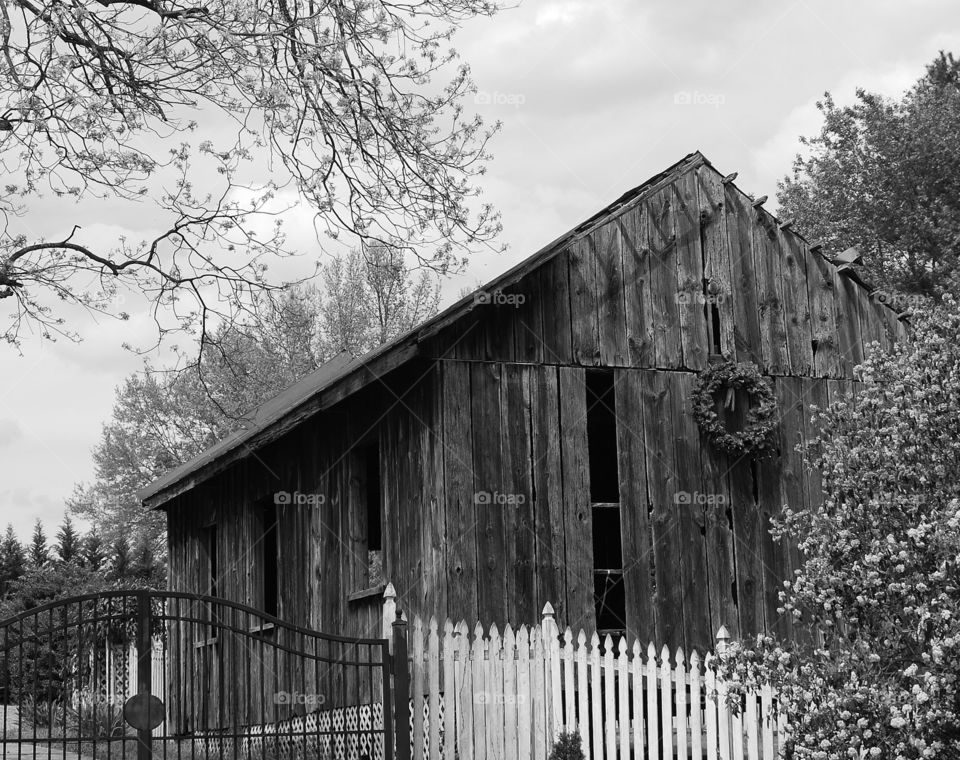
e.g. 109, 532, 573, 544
396, 598, 782, 760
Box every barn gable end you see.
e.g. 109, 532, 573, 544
146, 151, 906, 654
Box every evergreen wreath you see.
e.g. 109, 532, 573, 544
692, 360, 777, 456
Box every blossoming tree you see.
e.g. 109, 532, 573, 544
719, 300, 960, 758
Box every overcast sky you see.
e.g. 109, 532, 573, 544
2, 0, 958, 541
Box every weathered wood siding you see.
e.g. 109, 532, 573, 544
423, 162, 906, 371
164, 159, 906, 655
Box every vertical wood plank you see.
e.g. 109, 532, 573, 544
631, 641, 644, 760
778, 229, 814, 376
576, 631, 591, 758
745, 688, 759, 760
673, 171, 709, 370
563, 629, 576, 730
752, 210, 790, 374
472, 362, 507, 625
674, 649, 687, 760
503, 365, 536, 622
644, 189, 682, 368
603, 636, 617, 760
414, 617, 426, 760
620, 207, 655, 367
532, 626, 548, 760
429, 618, 441, 760
705, 655, 718, 760
504, 626, 519, 760
697, 165, 736, 357
761, 683, 774, 760
531, 367, 567, 623
690, 651, 703, 760
591, 634, 604, 760
517, 626, 532, 760
640, 371, 684, 650
488, 625, 505, 760
804, 249, 841, 378
615, 368, 656, 644
723, 185, 762, 365
558, 366, 594, 631
833, 270, 864, 378
443, 620, 456, 760
570, 235, 601, 366
443, 363, 479, 624
538, 252, 574, 365
595, 220, 629, 366
646, 643, 659, 760
472, 623, 487, 760
513, 265, 545, 364
659, 645, 672, 760
616, 638, 629, 760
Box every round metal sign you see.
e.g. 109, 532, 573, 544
123, 693, 166, 731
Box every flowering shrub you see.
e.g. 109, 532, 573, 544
717, 299, 960, 759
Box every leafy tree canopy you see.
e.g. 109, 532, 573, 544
778, 51, 960, 300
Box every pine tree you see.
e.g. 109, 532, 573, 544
81, 531, 107, 571
110, 536, 131, 581
29, 520, 49, 569
0, 524, 26, 596
54, 514, 81, 565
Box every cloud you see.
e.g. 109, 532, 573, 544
0, 419, 23, 448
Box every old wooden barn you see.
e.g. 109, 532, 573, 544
140, 151, 906, 655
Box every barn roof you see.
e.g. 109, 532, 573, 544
138, 150, 888, 507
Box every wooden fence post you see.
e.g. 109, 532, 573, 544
393, 611, 411, 760
384, 583, 397, 651
541, 603, 561, 744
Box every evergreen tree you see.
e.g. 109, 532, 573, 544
110, 536, 131, 582
54, 514, 80, 565
81, 531, 107, 571
28, 520, 49, 569
0, 524, 26, 596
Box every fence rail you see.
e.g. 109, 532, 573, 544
394, 593, 782, 760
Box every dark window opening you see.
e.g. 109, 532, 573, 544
591, 506, 623, 570
586, 370, 619, 503
201, 524, 218, 638
364, 440, 384, 588
365, 442, 382, 553
262, 505, 279, 617
711, 304, 723, 354
594, 573, 626, 635
202, 525, 218, 598
587, 369, 626, 635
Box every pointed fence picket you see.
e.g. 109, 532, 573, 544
397, 600, 784, 760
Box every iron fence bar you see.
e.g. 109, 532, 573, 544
136, 591, 153, 760
392, 612, 410, 760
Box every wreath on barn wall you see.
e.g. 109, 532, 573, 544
691, 360, 777, 457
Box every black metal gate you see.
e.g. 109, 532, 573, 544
0, 591, 405, 760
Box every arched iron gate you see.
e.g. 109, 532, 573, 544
0, 591, 403, 760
